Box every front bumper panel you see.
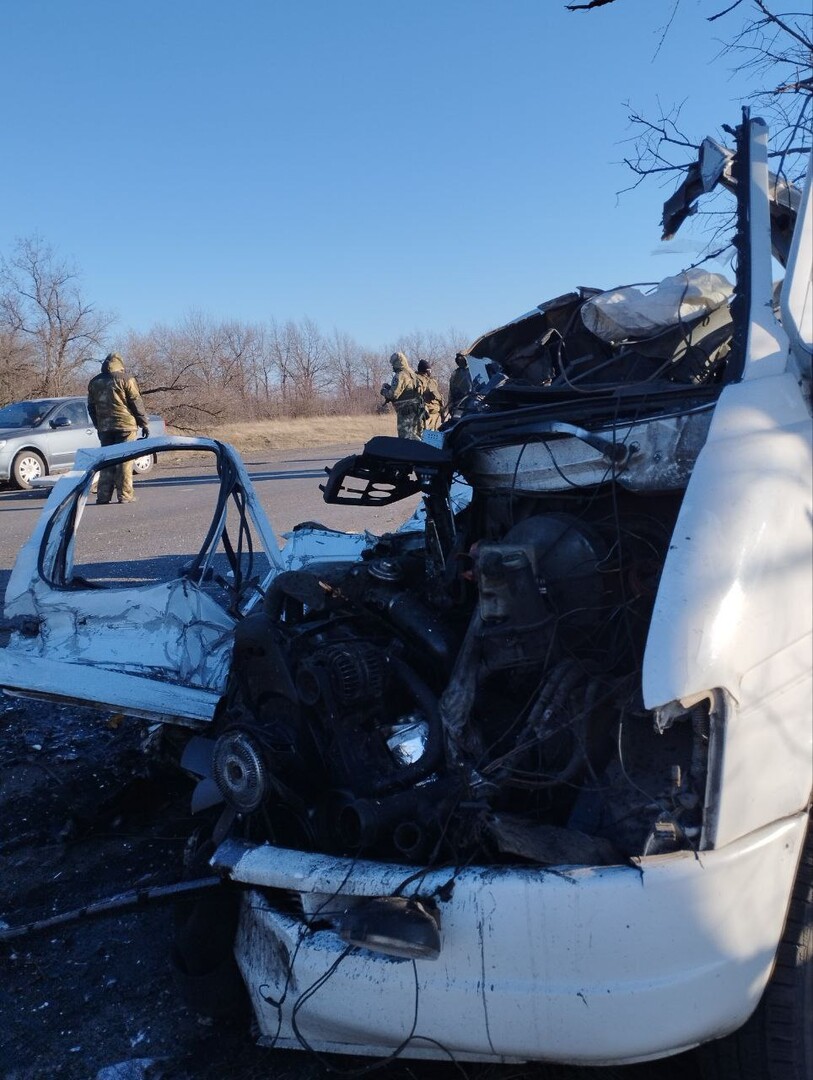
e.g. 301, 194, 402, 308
214, 811, 808, 1065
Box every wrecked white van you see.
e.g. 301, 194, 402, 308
1, 114, 811, 1076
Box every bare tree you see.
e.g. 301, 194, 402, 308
393, 329, 448, 369
265, 319, 290, 408
0, 328, 38, 406
288, 317, 330, 411
121, 322, 224, 431
713, 1, 812, 181
579, 1, 812, 260
119, 316, 475, 424
567, 2, 811, 182
265, 318, 332, 416
0, 236, 113, 397
325, 328, 368, 411
358, 348, 390, 391
221, 321, 267, 411
243, 324, 278, 414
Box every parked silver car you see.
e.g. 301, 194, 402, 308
0, 396, 165, 489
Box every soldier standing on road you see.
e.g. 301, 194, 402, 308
380, 352, 423, 440
416, 359, 444, 431
87, 352, 150, 504
448, 352, 473, 417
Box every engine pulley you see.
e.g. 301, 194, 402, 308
296, 642, 386, 707
212, 730, 268, 814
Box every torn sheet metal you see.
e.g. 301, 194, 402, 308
0, 438, 285, 724
461, 407, 714, 493
277, 526, 373, 572
1, 579, 236, 725
662, 136, 802, 265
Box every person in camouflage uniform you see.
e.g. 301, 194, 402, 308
380, 352, 423, 439
448, 352, 473, 417
87, 352, 150, 504
416, 359, 445, 431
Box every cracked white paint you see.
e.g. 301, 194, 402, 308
11, 579, 235, 684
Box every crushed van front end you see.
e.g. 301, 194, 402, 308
201, 117, 811, 1068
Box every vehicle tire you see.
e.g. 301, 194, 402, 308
699, 811, 812, 1080
171, 886, 248, 1020
132, 454, 154, 476
11, 450, 46, 490
171, 835, 248, 1021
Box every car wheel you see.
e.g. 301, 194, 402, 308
699, 811, 812, 1080
11, 450, 46, 490
132, 454, 154, 476
170, 835, 248, 1020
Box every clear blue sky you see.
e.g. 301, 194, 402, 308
1, 0, 758, 350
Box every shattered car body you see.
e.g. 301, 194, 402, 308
0, 437, 285, 725
1, 116, 812, 1071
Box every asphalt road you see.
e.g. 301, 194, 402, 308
0, 447, 705, 1079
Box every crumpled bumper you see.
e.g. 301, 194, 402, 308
212, 810, 808, 1065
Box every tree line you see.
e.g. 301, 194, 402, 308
0, 235, 469, 428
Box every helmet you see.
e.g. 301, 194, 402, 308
417, 359, 430, 374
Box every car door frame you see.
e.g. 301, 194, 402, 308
0, 436, 285, 726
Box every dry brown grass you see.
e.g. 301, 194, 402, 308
185, 413, 398, 454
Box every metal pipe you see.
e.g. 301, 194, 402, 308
0, 876, 224, 943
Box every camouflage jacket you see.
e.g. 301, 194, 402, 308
418, 373, 444, 415
448, 366, 473, 411
381, 357, 420, 410
87, 361, 148, 433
